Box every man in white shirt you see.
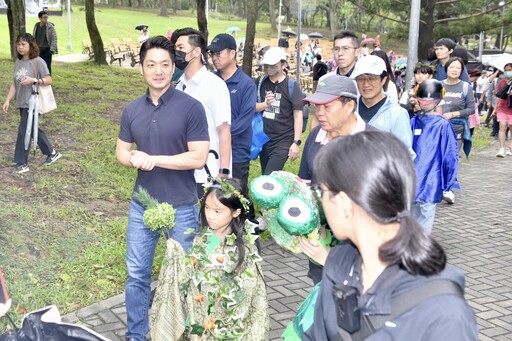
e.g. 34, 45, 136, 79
172, 28, 232, 195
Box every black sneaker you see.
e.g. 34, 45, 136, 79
46, 151, 61, 165
15, 164, 29, 173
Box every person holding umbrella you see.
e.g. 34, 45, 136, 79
2, 33, 61, 174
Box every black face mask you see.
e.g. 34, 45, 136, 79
174, 50, 190, 70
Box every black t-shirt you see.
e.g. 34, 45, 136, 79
313, 62, 328, 81
278, 37, 289, 48
358, 96, 387, 123
259, 76, 304, 147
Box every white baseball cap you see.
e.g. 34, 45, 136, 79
261, 47, 287, 65
350, 55, 386, 79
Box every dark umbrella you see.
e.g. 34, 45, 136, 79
282, 28, 297, 36
308, 32, 323, 39
258, 45, 270, 53
135, 24, 149, 31
361, 37, 376, 46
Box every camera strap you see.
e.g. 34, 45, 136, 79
332, 279, 463, 341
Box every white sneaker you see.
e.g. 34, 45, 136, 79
496, 148, 505, 157
443, 190, 455, 205
257, 216, 267, 231
506, 150, 512, 156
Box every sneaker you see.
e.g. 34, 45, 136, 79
257, 216, 267, 231
443, 190, 455, 205
506, 150, 512, 156
15, 164, 29, 173
46, 151, 61, 165
496, 148, 505, 158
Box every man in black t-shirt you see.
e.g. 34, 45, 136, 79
312, 54, 328, 92
255, 47, 304, 175
278, 34, 289, 51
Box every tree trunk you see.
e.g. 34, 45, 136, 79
173, 0, 178, 14
85, 0, 107, 65
7, 0, 26, 60
237, 0, 243, 18
418, 0, 435, 60
269, 0, 276, 31
243, 0, 257, 77
366, 15, 374, 33
159, 0, 168, 16
196, 0, 208, 41
329, 0, 336, 39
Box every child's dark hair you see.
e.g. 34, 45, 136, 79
414, 62, 434, 75
200, 178, 248, 272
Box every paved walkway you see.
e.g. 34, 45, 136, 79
62, 142, 512, 340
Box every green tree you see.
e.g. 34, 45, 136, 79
243, 0, 258, 77
197, 0, 209, 40
6, 0, 26, 60
85, 0, 108, 65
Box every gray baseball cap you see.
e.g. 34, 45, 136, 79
304, 75, 358, 104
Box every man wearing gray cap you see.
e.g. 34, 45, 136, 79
298, 75, 372, 284
351, 55, 415, 158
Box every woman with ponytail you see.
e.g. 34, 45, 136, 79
303, 131, 478, 340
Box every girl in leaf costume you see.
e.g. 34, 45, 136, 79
150, 178, 269, 340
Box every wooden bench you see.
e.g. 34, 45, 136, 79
108, 38, 128, 66
127, 43, 140, 67
81, 40, 94, 58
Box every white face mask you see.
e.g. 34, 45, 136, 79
504, 71, 512, 78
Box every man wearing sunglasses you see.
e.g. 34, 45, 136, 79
33, 11, 58, 75
351, 55, 415, 158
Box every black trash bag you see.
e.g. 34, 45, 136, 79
0, 306, 110, 341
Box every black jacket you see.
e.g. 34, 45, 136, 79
304, 242, 479, 340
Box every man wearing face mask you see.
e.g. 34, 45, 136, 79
255, 47, 304, 175
172, 28, 232, 195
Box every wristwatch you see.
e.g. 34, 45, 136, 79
219, 168, 230, 175
293, 139, 302, 146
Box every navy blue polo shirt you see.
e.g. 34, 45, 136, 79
216, 67, 256, 164
119, 85, 209, 206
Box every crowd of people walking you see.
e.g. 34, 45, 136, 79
5, 19, 512, 340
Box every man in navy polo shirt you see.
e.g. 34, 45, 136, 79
116, 36, 209, 341
208, 33, 258, 222
207, 33, 256, 191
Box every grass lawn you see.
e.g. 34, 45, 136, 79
0, 57, 305, 329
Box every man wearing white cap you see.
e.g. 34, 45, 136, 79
351, 55, 415, 158
255, 47, 304, 175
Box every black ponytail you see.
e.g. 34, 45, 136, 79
380, 215, 446, 276
313, 131, 446, 277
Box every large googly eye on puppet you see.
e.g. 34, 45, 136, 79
277, 195, 319, 236
249, 175, 286, 209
